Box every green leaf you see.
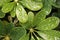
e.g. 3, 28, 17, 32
28, 12, 34, 26
19, 34, 29, 40
42, 0, 52, 15
10, 27, 26, 40
54, 0, 60, 8
0, 0, 11, 6
36, 17, 59, 30
20, 12, 34, 29
48, 0, 56, 4
48, 0, 60, 8
0, 22, 14, 35
10, 7, 16, 17
2, 2, 15, 13
20, 0, 43, 11
0, 10, 5, 18
5, 23, 14, 34
20, 22, 30, 29
34, 10, 46, 26
16, 4, 28, 23
37, 30, 60, 40
34, 0, 52, 26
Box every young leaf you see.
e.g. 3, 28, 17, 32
10, 7, 16, 17
36, 17, 59, 30
16, 4, 28, 23
20, 12, 34, 29
28, 12, 34, 26
37, 30, 60, 40
10, 27, 26, 40
20, 0, 43, 11
2, 2, 15, 13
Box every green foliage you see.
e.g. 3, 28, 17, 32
16, 4, 28, 23
20, 0, 43, 11
0, 21, 26, 40
37, 30, 60, 40
10, 7, 16, 17
0, 0, 60, 40
2, 2, 15, 13
0, 10, 5, 18
10, 27, 26, 40
48, 0, 60, 8
36, 17, 59, 30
